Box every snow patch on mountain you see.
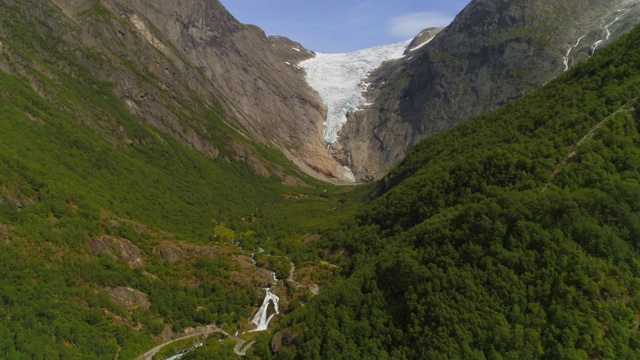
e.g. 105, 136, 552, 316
408, 37, 435, 52
300, 40, 411, 144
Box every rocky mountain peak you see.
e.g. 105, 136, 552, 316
44, 0, 355, 182
25, 0, 640, 184
328, 0, 640, 182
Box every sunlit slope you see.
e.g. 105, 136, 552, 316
270, 23, 640, 359
0, 3, 365, 358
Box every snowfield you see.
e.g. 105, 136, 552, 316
300, 40, 411, 144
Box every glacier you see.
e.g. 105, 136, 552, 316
300, 40, 412, 144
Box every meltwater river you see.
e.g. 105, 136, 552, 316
249, 272, 280, 332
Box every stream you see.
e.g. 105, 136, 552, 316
562, 7, 635, 72
591, 8, 632, 53
249, 287, 280, 332
249, 272, 280, 332
158, 285, 280, 359
160, 268, 281, 358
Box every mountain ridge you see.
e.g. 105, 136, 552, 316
3, 1, 640, 358
328, 0, 640, 182
267, 22, 640, 358
41, 0, 359, 182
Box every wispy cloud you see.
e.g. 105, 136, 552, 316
388, 12, 453, 38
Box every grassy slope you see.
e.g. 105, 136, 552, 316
6, 1, 640, 359
271, 24, 640, 359
0, 3, 367, 359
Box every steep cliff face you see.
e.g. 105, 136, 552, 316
41, 0, 351, 182
268, 36, 315, 64
11, 0, 640, 184
332, 0, 640, 181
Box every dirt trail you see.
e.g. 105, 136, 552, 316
136, 325, 255, 359
541, 102, 636, 192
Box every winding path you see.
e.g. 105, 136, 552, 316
541, 101, 636, 192
136, 325, 255, 359
137, 258, 303, 359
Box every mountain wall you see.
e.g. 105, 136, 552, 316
270, 22, 640, 358
332, 0, 640, 181
42, 0, 353, 182
13, 0, 640, 185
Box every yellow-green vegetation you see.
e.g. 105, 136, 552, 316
152, 336, 205, 360
180, 336, 237, 360
4, 0, 640, 359
267, 24, 640, 359
256, 255, 292, 280
0, 2, 367, 359
213, 224, 238, 242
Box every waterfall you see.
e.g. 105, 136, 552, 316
564, 35, 586, 71
249, 288, 280, 332
591, 9, 632, 53
247, 253, 281, 332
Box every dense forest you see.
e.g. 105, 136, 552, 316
0, 3, 365, 358
3, 1, 640, 359
263, 23, 640, 359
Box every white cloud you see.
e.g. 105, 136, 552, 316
388, 12, 453, 38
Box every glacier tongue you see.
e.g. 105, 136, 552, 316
300, 40, 411, 144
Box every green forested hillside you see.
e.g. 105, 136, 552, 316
4, 1, 640, 359
267, 25, 640, 359
0, 4, 365, 358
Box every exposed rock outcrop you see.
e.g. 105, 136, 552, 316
104, 286, 151, 311
151, 242, 275, 288
269, 36, 315, 64
404, 27, 443, 54
152, 241, 186, 263
88, 235, 145, 268
333, 0, 640, 181
42, 0, 352, 182
232, 255, 278, 288
271, 325, 304, 353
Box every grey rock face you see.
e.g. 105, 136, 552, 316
29, 0, 640, 183
269, 36, 315, 64
45, 0, 352, 182
333, 0, 640, 182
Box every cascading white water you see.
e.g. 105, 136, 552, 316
165, 353, 185, 360
562, 6, 636, 72
249, 288, 280, 332
564, 35, 586, 71
591, 8, 632, 53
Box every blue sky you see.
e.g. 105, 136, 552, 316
219, 0, 471, 53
